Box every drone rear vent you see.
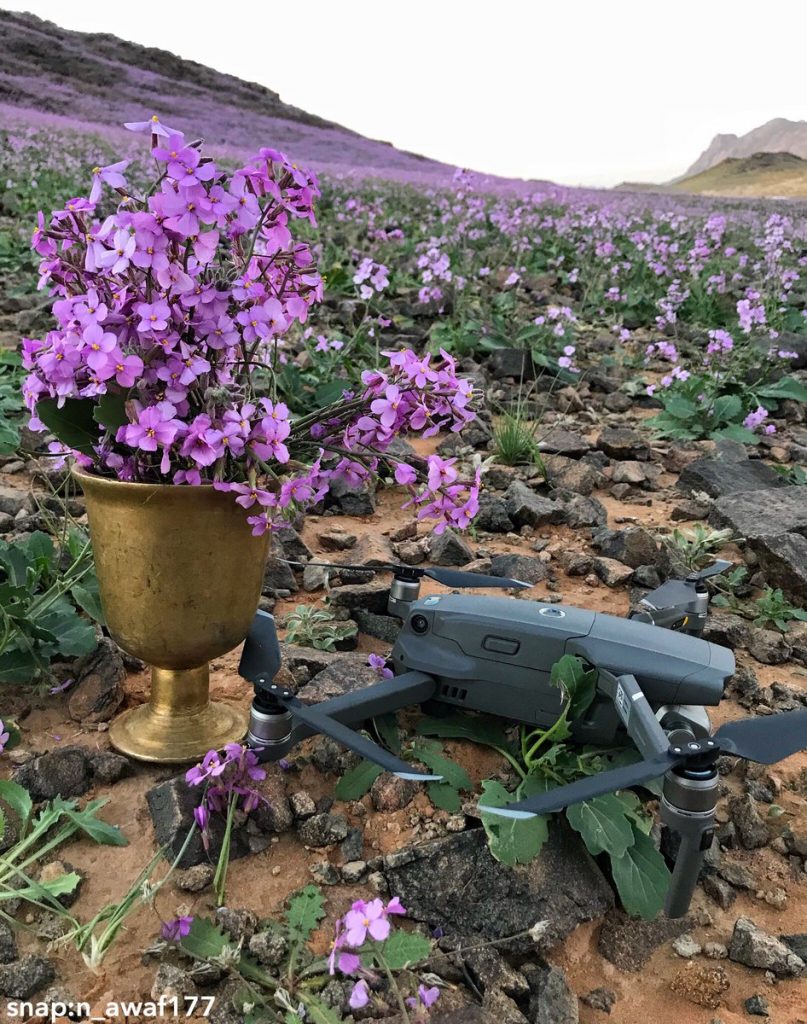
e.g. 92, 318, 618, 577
439, 684, 468, 702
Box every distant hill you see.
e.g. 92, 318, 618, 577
0, 9, 455, 180
681, 118, 807, 179
670, 151, 807, 198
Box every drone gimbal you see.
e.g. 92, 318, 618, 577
239, 559, 807, 917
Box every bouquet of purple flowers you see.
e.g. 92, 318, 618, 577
23, 116, 480, 534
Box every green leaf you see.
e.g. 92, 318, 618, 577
303, 1001, 343, 1024
93, 392, 130, 431
314, 380, 348, 406
711, 394, 742, 424
21, 532, 55, 580
36, 397, 99, 456
411, 740, 472, 792
0, 420, 20, 456
550, 655, 597, 720
70, 577, 105, 624
426, 781, 462, 812
373, 713, 401, 754
180, 916, 230, 960
479, 778, 550, 865
613, 790, 654, 834
0, 780, 33, 834
37, 601, 97, 657
376, 930, 432, 970
0, 542, 33, 587
757, 378, 807, 403
712, 424, 758, 445
0, 872, 82, 903
416, 712, 514, 753
663, 395, 697, 420
610, 826, 671, 919
334, 759, 383, 801
66, 802, 128, 846
0, 647, 39, 684
286, 885, 325, 943
566, 794, 634, 858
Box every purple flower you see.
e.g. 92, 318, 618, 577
344, 899, 390, 946
0, 720, 10, 754
368, 653, 393, 680
161, 916, 193, 942
349, 980, 370, 1010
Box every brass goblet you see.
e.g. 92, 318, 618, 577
74, 470, 269, 763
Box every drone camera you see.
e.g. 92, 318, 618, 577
410, 613, 430, 634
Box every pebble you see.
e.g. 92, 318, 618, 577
673, 934, 703, 959
704, 942, 729, 960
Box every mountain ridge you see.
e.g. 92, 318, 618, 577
681, 118, 807, 179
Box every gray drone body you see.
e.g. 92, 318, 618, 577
390, 592, 733, 743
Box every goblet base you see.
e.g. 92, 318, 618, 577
109, 699, 247, 764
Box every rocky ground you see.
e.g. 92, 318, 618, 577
1, 363, 806, 1024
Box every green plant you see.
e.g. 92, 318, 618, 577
492, 410, 547, 470
285, 605, 357, 652
661, 523, 735, 573
0, 528, 102, 684
0, 350, 25, 455
752, 587, 807, 632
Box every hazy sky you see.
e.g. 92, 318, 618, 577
5, 0, 807, 186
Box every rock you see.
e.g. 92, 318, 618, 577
728, 795, 770, 849
592, 526, 661, 568
710, 486, 807, 538
396, 539, 428, 564
592, 557, 633, 587
429, 529, 474, 566
341, 860, 367, 882
728, 917, 805, 977
353, 609, 400, 643
249, 930, 288, 967
463, 947, 530, 999
310, 860, 340, 886
384, 825, 613, 952
612, 461, 649, 485
433, 1008, 498, 1024
68, 638, 126, 723
717, 860, 757, 890
263, 556, 299, 595
489, 553, 547, 585
580, 987, 616, 1013
746, 628, 792, 665
780, 934, 807, 960
87, 750, 130, 785
475, 492, 515, 533
504, 480, 564, 528
298, 813, 349, 847
0, 485, 34, 516
598, 909, 692, 972
481, 989, 528, 1024
632, 565, 661, 588
702, 612, 751, 648
371, 773, 417, 812
560, 494, 608, 528
327, 582, 391, 615
274, 526, 312, 563
605, 392, 633, 412
290, 791, 317, 820
146, 774, 250, 868
545, 457, 605, 496
303, 563, 330, 592
488, 349, 537, 380
528, 965, 579, 1024
672, 498, 712, 521
320, 528, 358, 551
0, 955, 56, 998
12, 747, 94, 800
744, 994, 770, 1017
301, 658, 383, 703
669, 962, 729, 1010
327, 477, 376, 515
538, 428, 591, 457
341, 827, 364, 863
702, 874, 736, 910
673, 934, 703, 958
679, 459, 784, 498
753, 532, 807, 604
0, 922, 17, 964
704, 942, 729, 960
174, 864, 215, 892
151, 964, 197, 1001
252, 771, 293, 833
597, 427, 650, 460
215, 907, 258, 945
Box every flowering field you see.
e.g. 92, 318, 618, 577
0, 113, 806, 1023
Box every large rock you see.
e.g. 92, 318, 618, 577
526, 965, 579, 1024
504, 481, 564, 529
327, 477, 377, 516
753, 533, 807, 603
0, 955, 55, 998
10, 747, 127, 801
489, 553, 548, 585
68, 638, 126, 723
262, 556, 299, 595
544, 457, 605, 497
729, 917, 805, 977
429, 529, 474, 566
596, 427, 650, 461
679, 458, 784, 498
475, 492, 515, 533
538, 428, 591, 458
591, 526, 662, 569
383, 826, 613, 951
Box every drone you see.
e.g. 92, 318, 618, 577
239, 557, 807, 919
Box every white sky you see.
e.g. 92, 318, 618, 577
5, 0, 807, 186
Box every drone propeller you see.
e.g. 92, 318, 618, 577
479, 709, 807, 819
282, 560, 531, 590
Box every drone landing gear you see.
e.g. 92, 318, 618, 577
661, 760, 719, 917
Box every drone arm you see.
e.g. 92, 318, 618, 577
596, 669, 670, 761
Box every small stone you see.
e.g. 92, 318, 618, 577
290, 791, 317, 820
673, 934, 703, 959
87, 750, 130, 785
303, 563, 330, 592
327, 477, 376, 516
371, 773, 417, 812
593, 557, 633, 587
592, 526, 662, 569
504, 480, 564, 528
174, 864, 215, 892
151, 964, 196, 1001
489, 552, 547, 585
341, 860, 367, 883
599, 910, 691, 972
762, 887, 787, 908
718, 860, 757, 890
249, 930, 288, 966
670, 962, 729, 1010
12, 747, 94, 801
251, 771, 293, 833
729, 917, 805, 977
310, 861, 340, 885
446, 814, 466, 832
320, 528, 358, 551
612, 461, 648, 485
215, 907, 258, 945
0, 921, 17, 963
68, 638, 126, 723
560, 494, 608, 528
580, 987, 616, 1013
527, 964, 578, 1024
475, 492, 515, 533
597, 426, 650, 461
298, 813, 349, 847
728, 794, 770, 850
704, 942, 729, 960
340, 827, 364, 863
744, 994, 770, 1016
428, 528, 474, 566
0, 955, 56, 998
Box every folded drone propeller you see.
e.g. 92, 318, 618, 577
281, 560, 532, 591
